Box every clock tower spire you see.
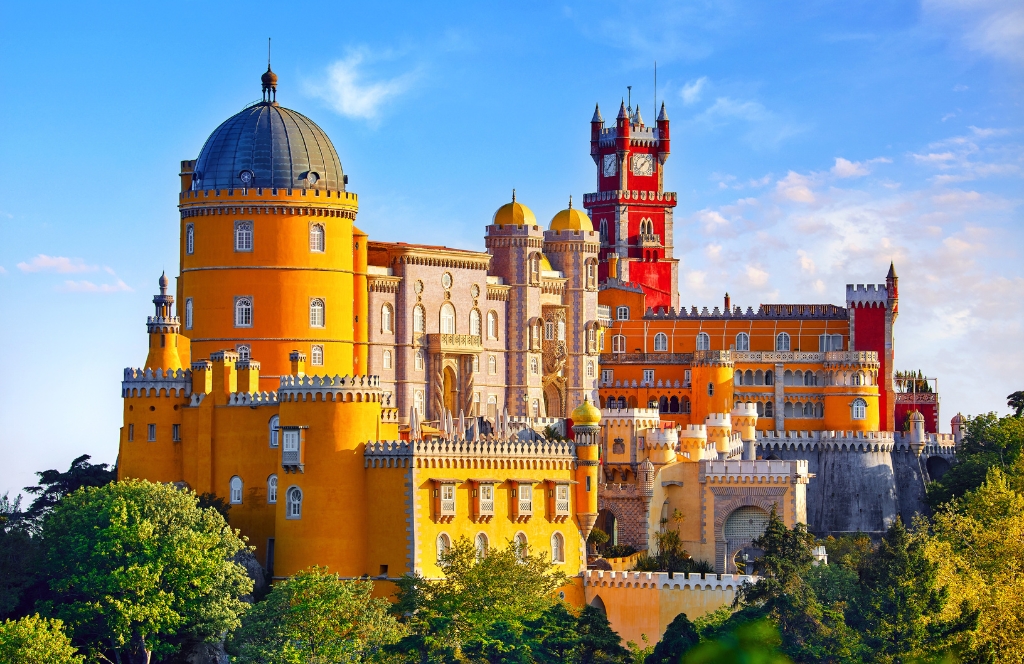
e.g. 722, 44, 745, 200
583, 98, 678, 310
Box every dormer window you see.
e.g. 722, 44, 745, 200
472, 480, 498, 522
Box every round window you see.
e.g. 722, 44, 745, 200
471, 283, 480, 298
414, 279, 424, 294
442, 272, 453, 289
307, 171, 320, 185
238, 170, 254, 186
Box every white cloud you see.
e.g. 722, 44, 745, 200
695, 208, 729, 232
0, 266, 7, 275
681, 77, 707, 105
745, 265, 769, 287
776, 171, 815, 203
797, 249, 816, 274
953, 84, 969, 91
305, 52, 417, 121
695, 97, 805, 148
924, 0, 1024, 65
57, 279, 133, 293
17, 254, 98, 274
832, 158, 870, 178
969, 125, 1011, 138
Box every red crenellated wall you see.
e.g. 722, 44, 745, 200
852, 303, 891, 429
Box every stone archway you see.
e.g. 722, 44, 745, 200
443, 366, 458, 415
926, 456, 951, 481
544, 383, 564, 418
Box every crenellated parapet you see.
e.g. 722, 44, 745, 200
122, 367, 192, 397
894, 431, 957, 458
583, 569, 755, 591
757, 429, 895, 453
364, 437, 577, 469
277, 374, 383, 403
846, 283, 889, 308
225, 391, 280, 407
700, 458, 809, 484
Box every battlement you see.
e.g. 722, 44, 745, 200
599, 482, 641, 498
731, 403, 758, 418
179, 187, 358, 205
757, 429, 896, 453
643, 303, 847, 320
700, 458, 809, 482
277, 374, 383, 403
893, 431, 957, 456
705, 413, 732, 427
678, 424, 708, 438
122, 367, 191, 397
846, 283, 889, 307
583, 569, 756, 591
543, 228, 600, 241
484, 223, 545, 237
582, 190, 677, 206
600, 408, 661, 420
364, 436, 577, 469
225, 391, 279, 407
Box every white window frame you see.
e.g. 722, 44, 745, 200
612, 334, 626, 354
852, 398, 867, 420
413, 305, 425, 334
309, 223, 325, 253
488, 355, 497, 374
440, 303, 456, 334
185, 223, 194, 255
643, 369, 655, 384
736, 332, 749, 351
147, 423, 156, 442
234, 296, 253, 328
475, 532, 489, 559
587, 360, 595, 378
487, 310, 499, 339
234, 221, 253, 252
415, 350, 424, 371
383, 350, 393, 369
229, 476, 243, 504
436, 533, 451, 562
530, 357, 539, 374
381, 304, 393, 333
601, 369, 613, 384
654, 332, 668, 352
551, 532, 565, 563
310, 344, 324, 366
776, 332, 791, 352
616, 306, 630, 321
557, 320, 565, 341
309, 298, 325, 328
472, 355, 480, 373
470, 309, 482, 337
267, 475, 278, 503
286, 486, 303, 519
268, 415, 280, 448
696, 332, 710, 351
236, 344, 251, 361
184, 298, 193, 329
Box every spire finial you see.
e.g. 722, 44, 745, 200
512, 188, 516, 203
268, 37, 271, 68
158, 271, 169, 295
568, 195, 573, 209
261, 38, 278, 103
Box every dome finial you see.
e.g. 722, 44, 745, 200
512, 188, 516, 202
158, 271, 169, 295
261, 38, 278, 103
568, 194, 573, 209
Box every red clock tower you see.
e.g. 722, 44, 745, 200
583, 100, 679, 310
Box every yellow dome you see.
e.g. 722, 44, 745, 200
492, 190, 537, 227
549, 196, 593, 232
540, 254, 553, 272
571, 397, 602, 426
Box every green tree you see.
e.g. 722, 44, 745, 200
646, 612, 699, 664
927, 413, 1024, 507
38, 479, 252, 664
22, 455, 116, 527
523, 602, 581, 664
391, 536, 569, 662
1009, 391, 1024, 418
852, 518, 951, 664
0, 494, 40, 620
0, 614, 84, 664
231, 566, 402, 664
575, 605, 629, 664
683, 620, 791, 664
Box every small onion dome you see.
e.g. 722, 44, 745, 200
158, 271, 169, 292
549, 196, 593, 232
951, 412, 965, 424
571, 397, 602, 426
909, 410, 925, 422
261, 66, 278, 89
492, 189, 537, 227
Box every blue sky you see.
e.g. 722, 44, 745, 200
1, 0, 1021, 494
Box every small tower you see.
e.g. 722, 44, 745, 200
144, 273, 183, 372
951, 412, 965, 447
570, 397, 602, 544
886, 261, 899, 316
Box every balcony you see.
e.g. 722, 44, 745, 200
638, 233, 661, 248
426, 334, 483, 354
597, 305, 612, 326
601, 352, 694, 365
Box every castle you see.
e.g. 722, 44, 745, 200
117, 67, 959, 642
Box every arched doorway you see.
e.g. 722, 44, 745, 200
544, 384, 563, 418
926, 456, 951, 481
595, 509, 618, 549
723, 505, 770, 573
443, 366, 458, 415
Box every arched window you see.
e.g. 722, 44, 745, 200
734, 370, 742, 386
472, 355, 480, 373
415, 350, 424, 371
309, 299, 325, 328
440, 303, 456, 334
529, 255, 541, 283
470, 309, 482, 337
310, 344, 324, 366
765, 401, 774, 417
475, 533, 488, 560
229, 476, 243, 504
286, 486, 303, 519
235, 297, 253, 327
235, 221, 253, 252
766, 370, 774, 385
185, 298, 193, 329
659, 396, 669, 412
784, 370, 794, 386
488, 355, 497, 374
815, 402, 824, 418
696, 332, 710, 351
599, 219, 608, 244
381, 304, 393, 333
413, 305, 425, 333
487, 311, 498, 339
670, 396, 680, 413
586, 260, 598, 290
436, 533, 451, 562
530, 357, 539, 375
532, 399, 540, 417
268, 415, 280, 448
185, 224, 194, 254
776, 332, 791, 351
551, 532, 565, 563
735, 332, 749, 351
236, 344, 251, 361
784, 402, 794, 418
804, 402, 814, 417
852, 398, 867, 420
383, 350, 392, 369
586, 360, 595, 378
515, 532, 528, 561
309, 223, 325, 252
616, 306, 630, 321
744, 370, 753, 385
558, 320, 565, 341
853, 372, 863, 386
612, 335, 626, 353
654, 333, 668, 351
267, 475, 278, 503
414, 390, 424, 417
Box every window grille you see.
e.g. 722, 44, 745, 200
310, 299, 325, 328
235, 221, 253, 251
309, 224, 325, 252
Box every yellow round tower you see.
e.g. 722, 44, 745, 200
571, 397, 602, 544
144, 272, 184, 372
177, 70, 361, 390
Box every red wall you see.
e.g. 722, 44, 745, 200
852, 304, 890, 429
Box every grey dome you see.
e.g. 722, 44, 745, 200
192, 102, 345, 192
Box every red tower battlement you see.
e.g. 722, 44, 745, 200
584, 101, 679, 311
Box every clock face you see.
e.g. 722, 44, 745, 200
631, 154, 654, 177
602, 154, 617, 177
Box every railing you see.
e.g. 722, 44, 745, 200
729, 350, 878, 365
479, 499, 494, 514
440, 500, 456, 515
638, 233, 661, 247
282, 450, 300, 465
518, 500, 533, 514
555, 500, 570, 515
600, 352, 694, 365
597, 305, 612, 324
426, 334, 484, 354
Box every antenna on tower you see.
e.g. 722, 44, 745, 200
654, 61, 657, 120
268, 38, 272, 67
627, 85, 632, 113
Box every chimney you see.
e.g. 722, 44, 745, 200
724, 292, 731, 313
